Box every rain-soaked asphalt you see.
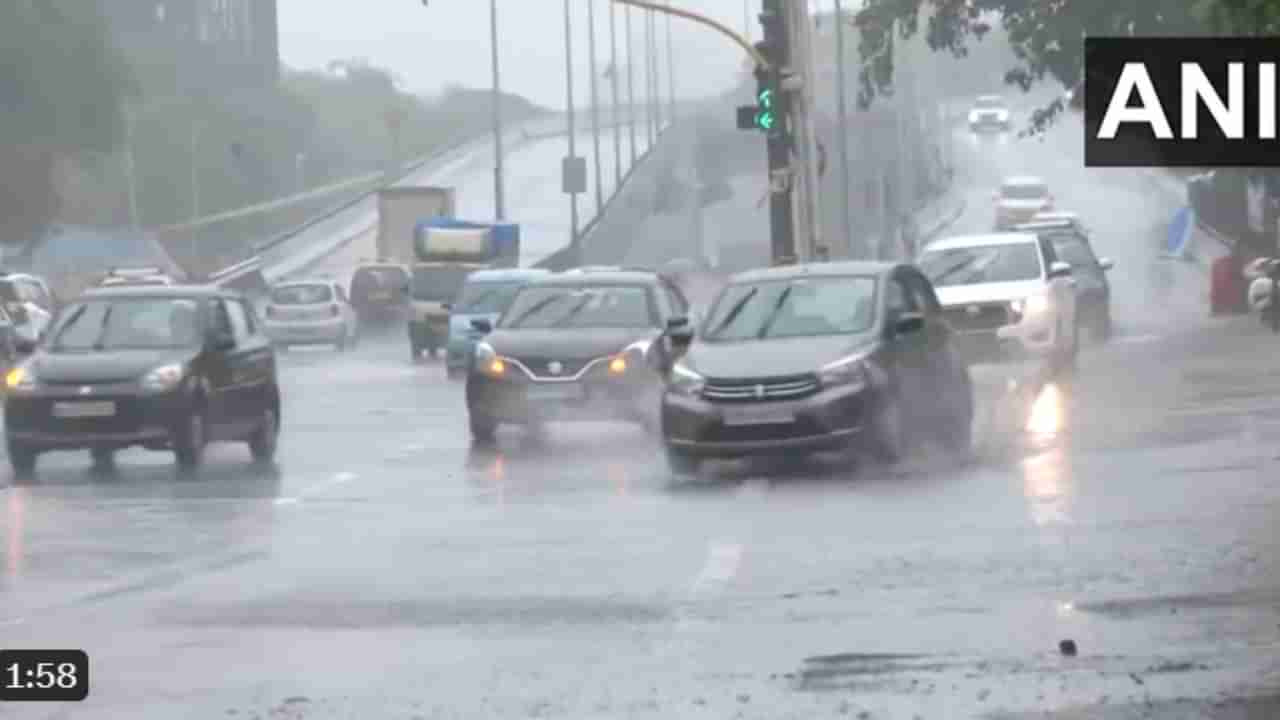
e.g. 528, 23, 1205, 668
2, 99, 1279, 719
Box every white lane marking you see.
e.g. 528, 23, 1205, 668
692, 542, 743, 594
273, 472, 358, 506
1114, 333, 1162, 344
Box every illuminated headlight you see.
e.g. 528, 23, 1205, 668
5, 363, 37, 392
818, 355, 869, 391
140, 363, 186, 392
1010, 294, 1050, 317
995, 110, 1009, 122
610, 339, 652, 375
474, 341, 508, 378
968, 111, 980, 124
668, 362, 704, 396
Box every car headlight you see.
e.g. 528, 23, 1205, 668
474, 341, 508, 378
968, 111, 980, 123
5, 363, 37, 392
668, 362, 704, 396
818, 354, 869, 390
1010, 294, 1050, 316
140, 363, 186, 392
996, 110, 1009, 122
610, 339, 653, 375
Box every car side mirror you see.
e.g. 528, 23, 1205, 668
470, 318, 492, 334
1048, 261, 1073, 278
206, 329, 235, 351
1098, 257, 1115, 271
893, 312, 925, 336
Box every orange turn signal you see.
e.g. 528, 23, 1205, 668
489, 358, 506, 375
608, 355, 627, 374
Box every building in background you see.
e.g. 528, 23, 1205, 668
98, 0, 279, 92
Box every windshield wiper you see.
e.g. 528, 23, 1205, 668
508, 294, 570, 327
49, 305, 88, 351
756, 285, 793, 339
708, 287, 758, 338
550, 295, 595, 327
91, 305, 114, 351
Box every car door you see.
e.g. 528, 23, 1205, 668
226, 298, 275, 428
201, 299, 242, 438
334, 282, 356, 337
901, 268, 956, 382
1048, 231, 1107, 309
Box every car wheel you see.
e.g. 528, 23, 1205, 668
90, 447, 115, 467
248, 406, 279, 463
936, 368, 974, 457
869, 392, 907, 464
173, 411, 207, 469
666, 446, 700, 479
7, 437, 37, 477
410, 346, 421, 364
469, 412, 498, 444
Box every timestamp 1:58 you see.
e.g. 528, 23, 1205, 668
0, 650, 89, 702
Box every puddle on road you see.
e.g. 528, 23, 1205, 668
1074, 587, 1280, 619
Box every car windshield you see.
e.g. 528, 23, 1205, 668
500, 285, 654, 329
919, 243, 1043, 286
702, 276, 878, 342
453, 281, 525, 315
271, 284, 332, 305
412, 267, 467, 301
1002, 182, 1049, 200
1048, 234, 1097, 268
50, 298, 202, 351
975, 96, 1004, 109
0, 281, 20, 303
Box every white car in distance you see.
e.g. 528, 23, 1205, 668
968, 94, 1011, 132
918, 232, 1079, 370
993, 176, 1055, 230
262, 279, 359, 351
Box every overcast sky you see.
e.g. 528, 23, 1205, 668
278, 1, 836, 108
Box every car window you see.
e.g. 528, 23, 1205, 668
211, 300, 233, 337
334, 284, 349, 304
652, 284, 674, 319
500, 285, 656, 329
702, 276, 878, 341
454, 281, 525, 314
271, 284, 333, 305
901, 271, 940, 314
1048, 233, 1098, 268
238, 300, 257, 334
225, 299, 251, 342
50, 298, 203, 351
919, 243, 1044, 286
1001, 183, 1049, 200
664, 282, 689, 315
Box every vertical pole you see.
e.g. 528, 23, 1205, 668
190, 121, 200, 221
564, 0, 579, 250
490, 0, 506, 219
665, 1, 676, 123
744, 0, 751, 41
124, 104, 141, 228
834, 0, 853, 256
587, 0, 604, 213
609, 0, 623, 188
626, 5, 637, 164
760, 0, 795, 264
644, 9, 655, 144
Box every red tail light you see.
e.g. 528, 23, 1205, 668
329, 304, 340, 317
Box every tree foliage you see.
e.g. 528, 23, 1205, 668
0, 0, 135, 242
852, 0, 1280, 133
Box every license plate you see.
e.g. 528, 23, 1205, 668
52, 401, 116, 418
526, 384, 583, 402
722, 404, 795, 426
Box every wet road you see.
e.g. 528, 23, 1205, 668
2, 97, 1279, 719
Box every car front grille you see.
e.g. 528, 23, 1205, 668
30, 396, 147, 434
702, 374, 819, 402
943, 303, 1013, 332
513, 356, 596, 378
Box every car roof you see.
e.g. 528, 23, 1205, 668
1032, 211, 1078, 221
273, 279, 337, 288
730, 261, 899, 283
976, 94, 1005, 103
466, 268, 551, 282
923, 232, 1040, 252
1000, 175, 1048, 187
530, 269, 660, 286
80, 284, 241, 300
1013, 220, 1083, 234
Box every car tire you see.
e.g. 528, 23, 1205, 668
173, 410, 207, 469
869, 392, 907, 464
936, 367, 974, 456
410, 346, 422, 364
469, 412, 498, 444
7, 437, 37, 477
666, 446, 700, 479
90, 447, 115, 467
248, 405, 279, 463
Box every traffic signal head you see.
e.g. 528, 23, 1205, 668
755, 88, 776, 130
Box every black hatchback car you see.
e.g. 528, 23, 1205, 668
3, 285, 281, 475
465, 269, 693, 442
1014, 218, 1115, 340
659, 262, 973, 476
350, 262, 411, 324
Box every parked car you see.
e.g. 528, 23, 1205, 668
659, 262, 973, 478
3, 285, 281, 475
918, 232, 1079, 370
261, 279, 359, 351
444, 268, 550, 379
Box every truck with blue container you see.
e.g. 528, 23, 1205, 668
407, 218, 521, 362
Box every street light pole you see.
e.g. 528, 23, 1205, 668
644, 9, 655, 144
609, 0, 623, 188
563, 0, 579, 248
587, 0, 604, 212
626, 4, 637, 164
489, 0, 506, 219
834, 0, 853, 256
665, 1, 676, 122
124, 104, 141, 228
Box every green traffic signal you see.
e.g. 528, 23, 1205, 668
756, 110, 775, 130
758, 88, 774, 109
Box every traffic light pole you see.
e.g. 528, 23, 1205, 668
760, 0, 796, 265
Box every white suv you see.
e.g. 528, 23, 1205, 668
918, 232, 1079, 369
